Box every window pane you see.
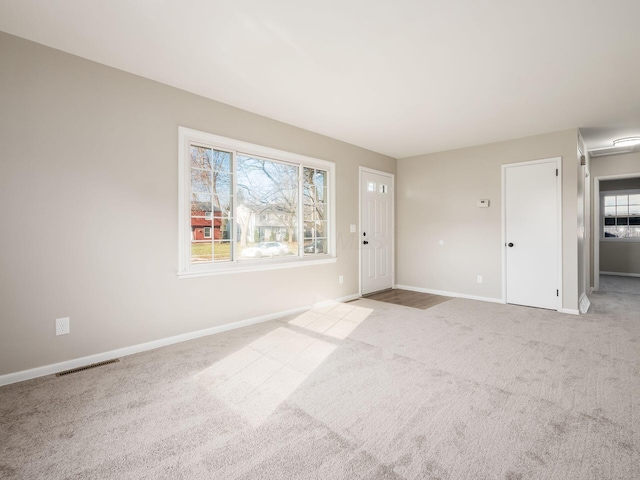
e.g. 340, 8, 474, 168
236, 155, 299, 260
190, 146, 213, 169
191, 192, 210, 203
303, 167, 329, 255
191, 146, 232, 171
617, 195, 629, 206
617, 205, 629, 216
314, 204, 327, 221
304, 238, 327, 255
313, 170, 327, 202
604, 217, 615, 226
630, 205, 640, 216
212, 172, 232, 196
314, 221, 327, 237
604, 196, 616, 207
210, 150, 231, 172
304, 168, 328, 205
604, 206, 616, 217
630, 217, 640, 226
604, 227, 618, 237
190, 144, 232, 265
191, 239, 212, 263
616, 217, 629, 226
213, 241, 232, 262
212, 194, 232, 216
191, 169, 212, 193
191, 198, 212, 216
217, 216, 233, 240
303, 222, 314, 239
630, 227, 640, 238
630, 194, 640, 206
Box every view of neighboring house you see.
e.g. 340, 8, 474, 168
191, 205, 295, 245
191, 210, 223, 241
236, 203, 297, 245
254, 209, 294, 243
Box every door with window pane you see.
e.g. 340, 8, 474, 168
360, 169, 394, 295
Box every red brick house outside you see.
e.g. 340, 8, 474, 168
191, 211, 223, 241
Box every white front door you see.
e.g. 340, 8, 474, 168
504, 159, 560, 310
360, 168, 394, 295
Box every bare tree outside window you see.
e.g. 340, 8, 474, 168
236, 155, 299, 257
303, 167, 328, 254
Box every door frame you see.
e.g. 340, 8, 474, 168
592, 172, 640, 292
359, 166, 395, 296
501, 157, 563, 310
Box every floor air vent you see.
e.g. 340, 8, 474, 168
56, 358, 120, 377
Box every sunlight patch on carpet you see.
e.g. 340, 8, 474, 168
195, 326, 335, 426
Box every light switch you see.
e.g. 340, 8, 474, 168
350, 224, 356, 233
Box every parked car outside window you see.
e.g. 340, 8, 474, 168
241, 242, 289, 258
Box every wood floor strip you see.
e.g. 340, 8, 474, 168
364, 289, 450, 310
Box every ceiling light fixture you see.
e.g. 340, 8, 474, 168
612, 137, 640, 147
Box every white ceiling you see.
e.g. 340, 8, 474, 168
1, 0, 640, 158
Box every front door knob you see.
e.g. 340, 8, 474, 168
508, 242, 514, 247
363, 241, 369, 245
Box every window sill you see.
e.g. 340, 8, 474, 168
178, 256, 337, 278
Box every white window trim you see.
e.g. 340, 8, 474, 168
600, 188, 640, 243
178, 127, 337, 278
203, 226, 212, 239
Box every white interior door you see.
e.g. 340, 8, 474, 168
361, 169, 394, 295
505, 159, 560, 310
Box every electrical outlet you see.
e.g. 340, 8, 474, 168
339, 275, 344, 284
56, 317, 70, 336
477, 275, 483, 284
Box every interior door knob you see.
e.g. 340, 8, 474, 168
508, 242, 514, 247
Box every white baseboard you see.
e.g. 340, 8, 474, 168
558, 308, 580, 315
600, 271, 640, 278
394, 284, 504, 304
579, 293, 591, 314
0, 293, 360, 387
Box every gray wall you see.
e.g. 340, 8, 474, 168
600, 177, 640, 191
591, 157, 640, 277
600, 242, 640, 275
0, 33, 396, 376
396, 130, 580, 310
577, 134, 589, 303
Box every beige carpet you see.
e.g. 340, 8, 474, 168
1, 278, 639, 479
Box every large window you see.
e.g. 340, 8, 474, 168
602, 190, 640, 239
179, 128, 335, 276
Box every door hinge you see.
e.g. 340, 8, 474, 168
556, 169, 558, 176
557, 289, 559, 297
